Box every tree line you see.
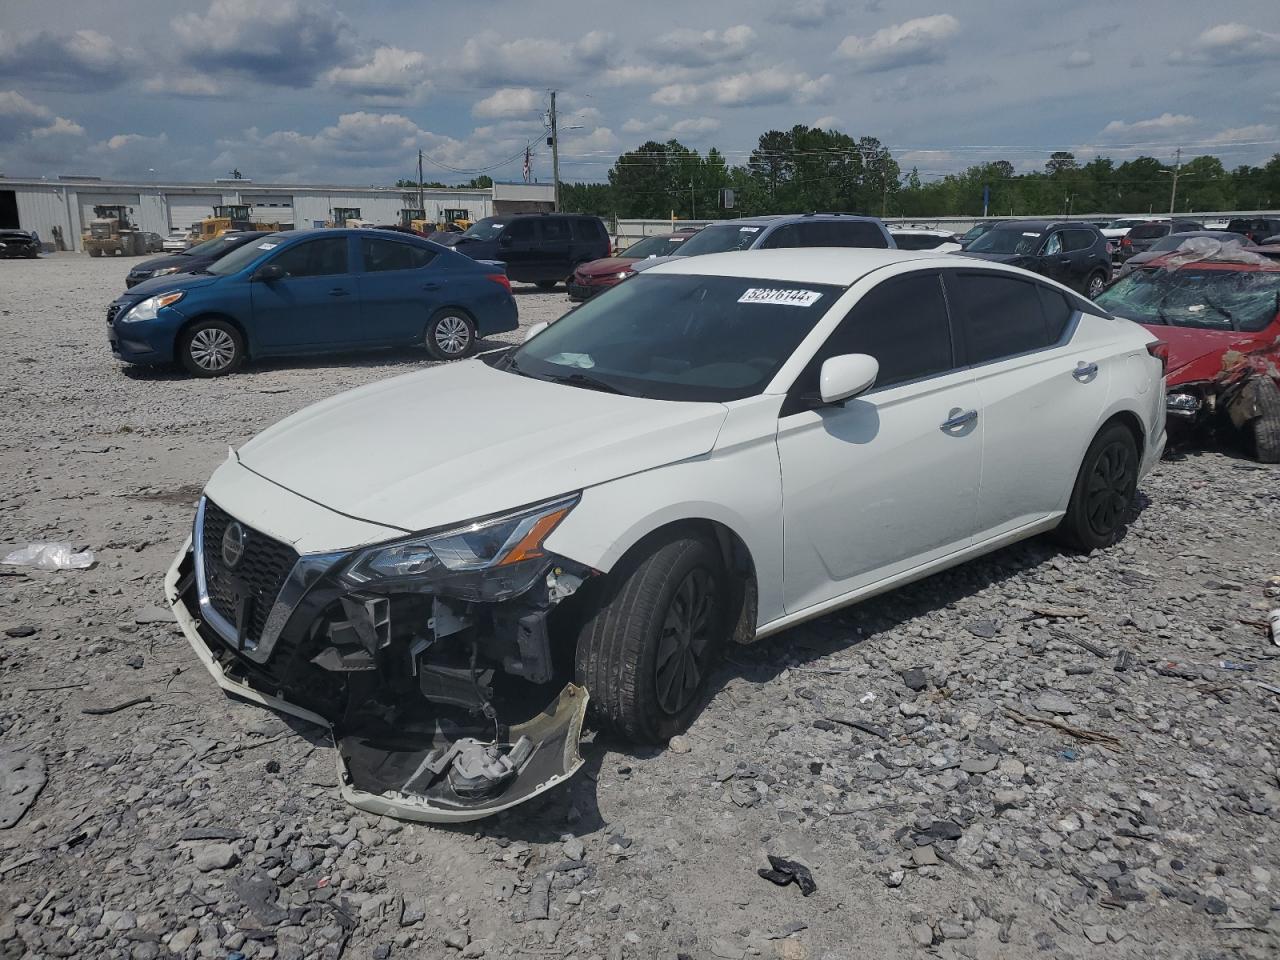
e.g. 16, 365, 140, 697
559, 126, 1280, 221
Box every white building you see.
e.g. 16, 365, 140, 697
0, 176, 554, 252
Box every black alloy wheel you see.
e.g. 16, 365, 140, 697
654, 567, 720, 716
1085, 437, 1136, 538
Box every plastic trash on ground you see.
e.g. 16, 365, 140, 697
2, 542, 95, 570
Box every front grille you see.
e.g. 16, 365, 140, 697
201, 500, 299, 648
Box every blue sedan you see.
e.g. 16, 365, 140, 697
107, 228, 518, 376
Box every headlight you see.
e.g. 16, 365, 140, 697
1166, 392, 1201, 417
121, 291, 185, 323
151, 266, 181, 278
343, 494, 579, 600
616, 270, 633, 279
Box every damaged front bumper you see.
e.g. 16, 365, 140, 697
164, 502, 591, 823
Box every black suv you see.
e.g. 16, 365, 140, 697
959, 220, 1112, 298
1227, 217, 1280, 245
441, 213, 610, 288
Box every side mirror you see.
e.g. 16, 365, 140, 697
253, 263, 285, 282
524, 321, 549, 342
819, 354, 879, 405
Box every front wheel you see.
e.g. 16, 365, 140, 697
179, 320, 244, 377
424, 309, 476, 361
1056, 422, 1138, 551
575, 534, 727, 743
1085, 271, 1107, 299
1248, 378, 1280, 463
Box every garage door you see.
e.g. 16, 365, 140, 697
78, 192, 142, 230
167, 194, 222, 231
243, 193, 294, 227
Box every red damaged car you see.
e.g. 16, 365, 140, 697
568, 231, 699, 301
1094, 241, 1280, 461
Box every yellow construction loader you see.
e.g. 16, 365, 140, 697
82, 205, 148, 257
191, 205, 283, 242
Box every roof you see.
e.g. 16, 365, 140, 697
646, 248, 955, 285
709, 213, 882, 227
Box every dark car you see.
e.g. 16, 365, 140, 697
439, 213, 610, 288
107, 229, 517, 376
1115, 230, 1245, 278
126, 231, 270, 288
568, 231, 700, 301
957, 221, 998, 248
1117, 219, 1204, 261
1227, 217, 1280, 245
0, 230, 41, 259
958, 220, 1112, 298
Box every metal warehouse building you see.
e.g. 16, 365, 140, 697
0, 177, 554, 252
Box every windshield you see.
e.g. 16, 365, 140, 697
675, 223, 763, 256
966, 228, 1044, 255
622, 235, 691, 258
459, 218, 505, 241
184, 234, 249, 258
205, 234, 287, 276
960, 223, 992, 241
507, 274, 843, 401
1095, 267, 1280, 332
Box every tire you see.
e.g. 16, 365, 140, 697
424, 309, 476, 360
1248, 378, 1280, 463
575, 533, 727, 743
178, 319, 244, 377
89, 248, 102, 258
535, 280, 559, 290
1085, 271, 1107, 299
1056, 422, 1139, 551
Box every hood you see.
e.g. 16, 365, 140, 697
577, 257, 638, 277
118, 270, 221, 300
957, 251, 1036, 269
630, 255, 685, 274
130, 253, 194, 275
1133, 321, 1270, 385
236, 360, 729, 534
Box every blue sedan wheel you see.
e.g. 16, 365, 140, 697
425, 310, 476, 361
179, 320, 245, 377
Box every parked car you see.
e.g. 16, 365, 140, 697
1226, 217, 1280, 245
126, 231, 270, 288
957, 220, 1112, 297
957, 221, 997, 248
438, 213, 610, 288
1116, 219, 1204, 261
568, 231, 701, 301
889, 228, 961, 252
1114, 230, 1244, 278
108, 228, 517, 376
1094, 244, 1280, 461
142, 232, 165, 253
0, 229, 41, 258
165, 247, 1165, 822
1100, 217, 1165, 259
630, 213, 894, 274
162, 230, 191, 253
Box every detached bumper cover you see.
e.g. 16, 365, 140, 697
165, 537, 588, 823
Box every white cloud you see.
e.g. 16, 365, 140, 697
0, 28, 131, 89
1064, 50, 1094, 69
1202, 124, 1278, 145
812, 116, 844, 130
836, 15, 960, 72
770, 1, 837, 29
620, 114, 719, 139
653, 69, 831, 108
0, 89, 82, 140
1099, 113, 1197, 139
473, 87, 542, 120
1169, 22, 1280, 66
326, 46, 431, 103
600, 63, 697, 87
452, 30, 612, 86
31, 116, 84, 139
647, 25, 756, 66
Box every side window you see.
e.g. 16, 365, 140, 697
543, 218, 572, 242
269, 237, 349, 277
760, 224, 802, 249
1064, 229, 1096, 252
1037, 286, 1075, 341
505, 219, 537, 243
570, 218, 599, 241
361, 237, 435, 272
1042, 232, 1063, 256
788, 272, 954, 407
830, 221, 889, 249
948, 272, 1051, 364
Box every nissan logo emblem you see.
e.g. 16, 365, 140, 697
221, 521, 247, 569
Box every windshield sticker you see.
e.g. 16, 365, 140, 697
739, 226, 761, 232
670, 237, 685, 242
257, 242, 278, 250
1022, 232, 1040, 237
738, 288, 823, 307
491, 224, 503, 229
546, 352, 595, 368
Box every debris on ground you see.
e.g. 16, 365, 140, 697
0, 751, 46, 829
1, 542, 94, 570
757, 855, 817, 896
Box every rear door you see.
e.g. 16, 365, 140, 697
250, 235, 360, 349
945, 271, 1112, 538
776, 270, 982, 612
538, 217, 574, 280
497, 218, 540, 282
355, 236, 441, 344
1039, 231, 1073, 286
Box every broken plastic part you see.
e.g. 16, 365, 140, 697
2, 542, 94, 570
446, 736, 535, 798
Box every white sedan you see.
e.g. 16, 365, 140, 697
166, 249, 1167, 822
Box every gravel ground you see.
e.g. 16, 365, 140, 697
1, 253, 1279, 960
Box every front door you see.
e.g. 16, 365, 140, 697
776, 271, 982, 614
497, 219, 541, 283
1039, 231, 1075, 287
250, 236, 360, 349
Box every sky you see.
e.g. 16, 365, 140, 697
1, 0, 1279, 187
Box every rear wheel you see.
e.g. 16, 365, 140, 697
1085, 271, 1107, 299
535, 280, 559, 291
424, 309, 476, 360
1248, 378, 1280, 463
575, 533, 727, 743
1056, 422, 1138, 551
179, 319, 244, 377
89, 248, 102, 258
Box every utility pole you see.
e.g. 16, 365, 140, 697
691, 178, 696, 219
417, 150, 425, 215
549, 90, 560, 212
1168, 147, 1182, 214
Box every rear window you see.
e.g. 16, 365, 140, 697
948, 272, 1057, 363
892, 233, 947, 250
764, 221, 888, 249
1130, 224, 1169, 240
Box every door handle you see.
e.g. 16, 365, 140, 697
1073, 361, 1099, 381
328, 288, 350, 297
1058, 258, 1071, 264
422, 282, 441, 291
941, 409, 978, 430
